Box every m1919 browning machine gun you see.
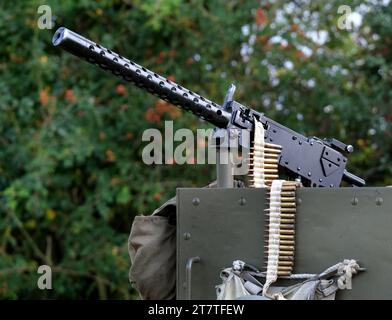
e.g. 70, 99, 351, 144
52, 27, 365, 188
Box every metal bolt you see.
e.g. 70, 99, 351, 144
230, 129, 238, 139
346, 145, 354, 153
351, 197, 358, 206
297, 198, 302, 206
183, 232, 191, 240
376, 197, 383, 206
308, 172, 312, 177
238, 197, 246, 206
192, 197, 200, 206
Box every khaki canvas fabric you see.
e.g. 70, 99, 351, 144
128, 198, 176, 300
128, 180, 245, 300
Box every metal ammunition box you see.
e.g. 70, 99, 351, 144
176, 187, 392, 299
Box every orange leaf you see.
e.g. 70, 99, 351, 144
65, 89, 76, 103
39, 88, 50, 106
257, 35, 269, 44
116, 84, 126, 95
125, 132, 134, 140
291, 24, 299, 32
99, 132, 107, 141
145, 108, 161, 123
153, 192, 162, 201
256, 7, 265, 26
106, 149, 116, 162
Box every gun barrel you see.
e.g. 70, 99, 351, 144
52, 27, 231, 128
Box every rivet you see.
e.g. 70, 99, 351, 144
297, 198, 302, 206
183, 232, 191, 240
192, 197, 200, 206
351, 197, 358, 206
308, 172, 312, 177
238, 197, 246, 206
376, 197, 383, 206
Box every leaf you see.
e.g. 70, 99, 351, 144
116, 186, 131, 205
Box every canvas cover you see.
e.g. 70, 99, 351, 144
128, 181, 247, 299
128, 197, 177, 300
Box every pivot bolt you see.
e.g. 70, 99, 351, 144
376, 197, 383, 206
183, 232, 191, 240
192, 197, 200, 206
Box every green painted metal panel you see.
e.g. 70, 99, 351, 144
177, 187, 392, 300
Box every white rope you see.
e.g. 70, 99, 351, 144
279, 260, 363, 283
337, 259, 361, 289
278, 264, 344, 280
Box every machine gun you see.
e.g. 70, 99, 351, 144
52, 27, 365, 188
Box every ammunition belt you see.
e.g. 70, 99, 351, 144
248, 117, 299, 295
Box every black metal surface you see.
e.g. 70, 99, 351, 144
177, 187, 392, 300
52, 27, 231, 128
267, 118, 358, 187
52, 27, 365, 188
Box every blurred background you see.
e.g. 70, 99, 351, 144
0, 0, 391, 299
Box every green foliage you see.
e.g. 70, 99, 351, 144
0, 0, 391, 299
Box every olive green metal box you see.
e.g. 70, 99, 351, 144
176, 187, 392, 300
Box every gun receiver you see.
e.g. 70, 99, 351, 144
52, 27, 365, 188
